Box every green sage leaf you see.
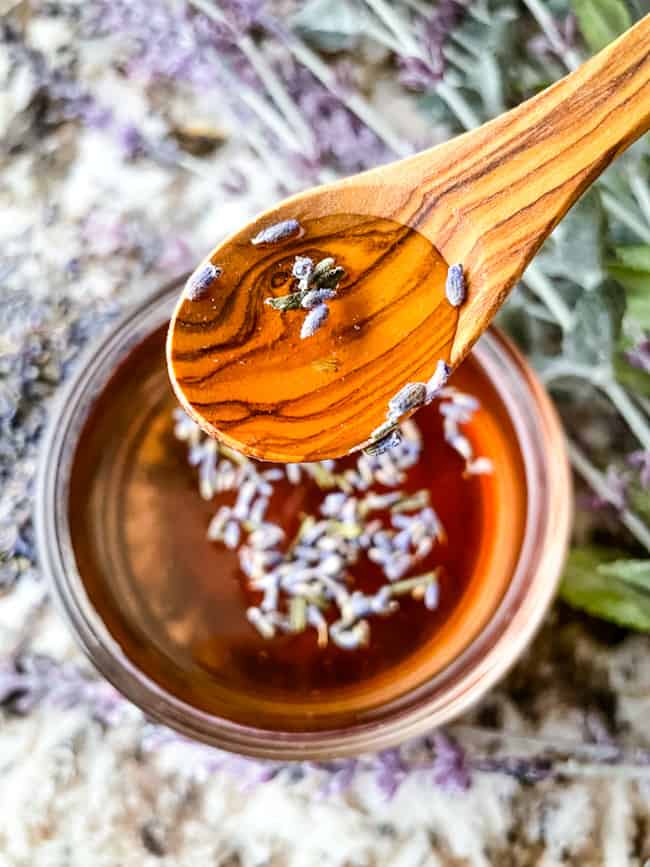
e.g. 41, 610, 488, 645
570, 0, 632, 52
608, 245, 650, 329
560, 546, 650, 631
564, 281, 625, 366
537, 190, 605, 290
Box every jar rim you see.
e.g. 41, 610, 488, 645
35, 277, 572, 759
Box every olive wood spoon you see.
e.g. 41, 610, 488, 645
168, 16, 650, 463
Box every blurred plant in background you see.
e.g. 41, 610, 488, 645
1, 0, 650, 789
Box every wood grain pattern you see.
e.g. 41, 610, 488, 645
169, 16, 650, 462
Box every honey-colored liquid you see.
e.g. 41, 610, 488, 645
170, 212, 460, 461
70, 327, 527, 732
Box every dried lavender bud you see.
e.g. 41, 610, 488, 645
249, 525, 285, 549
265, 292, 303, 311
466, 457, 493, 476
311, 265, 346, 290
447, 431, 472, 461
424, 581, 440, 610
292, 256, 314, 280
251, 219, 302, 246
442, 390, 479, 412
300, 303, 330, 339
387, 382, 428, 420
425, 361, 452, 402
223, 520, 241, 549
207, 506, 231, 540
185, 262, 222, 301
247, 607, 275, 639
330, 619, 370, 650
310, 257, 335, 280
301, 288, 337, 309
445, 263, 466, 307
307, 605, 329, 647
369, 419, 400, 443
364, 428, 402, 456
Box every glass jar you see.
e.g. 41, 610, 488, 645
36, 277, 571, 759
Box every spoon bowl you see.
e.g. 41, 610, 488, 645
168, 16, 650, 462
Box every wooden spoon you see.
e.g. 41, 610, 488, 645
168, 17, 650, 463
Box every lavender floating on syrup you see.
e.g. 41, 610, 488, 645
387, 382, 428, 422
251, 219, 303, 246
426, 360, 452, 401
301, 303, 330, 339
445, 263, 466, 307
174, 376, 490, 649
265, 253, 346, 339
185, 262, 222, 301
365, 427, 402, 456
365, 361, 452, 456
439, 388, 493, 477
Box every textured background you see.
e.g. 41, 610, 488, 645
1, 2, 650, 864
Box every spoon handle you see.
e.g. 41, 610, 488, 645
394, 15, 650, 364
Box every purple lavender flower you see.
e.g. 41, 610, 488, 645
285, 64, 392, 172
625, 338, 650, 374
186, 262, 223, 301
0, 654, 123, 725
251, 219, 302, 246
301, 288, 337, 309
590, 466, 628, 511
628, 450, 650, 489
318, 759, 359, 797
445, 263, 466, 307
527, 13, 577, 61
430, 731, 471, 791
375, 748, 408, 799
117, 123, 147, 160
300, 303, 329, 339
397, 1, 468, 92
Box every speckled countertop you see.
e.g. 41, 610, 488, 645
1, 4, 650, 865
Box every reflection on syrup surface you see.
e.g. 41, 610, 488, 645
70, 326, 527, 731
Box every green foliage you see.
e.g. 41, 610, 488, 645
608, 246, 650, 330
560, 547, 650, 630
537, 190, 605, 290
570, 0, 632, 52
291, 0, 367, 51
563, 281, 625, 367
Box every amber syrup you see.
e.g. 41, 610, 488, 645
70, 319, 527, 732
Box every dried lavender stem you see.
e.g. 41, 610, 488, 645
600, 192, 650, 244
